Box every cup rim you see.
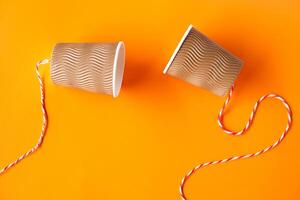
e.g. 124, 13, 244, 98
112, 41, 125, 97
163, 24, 193, 74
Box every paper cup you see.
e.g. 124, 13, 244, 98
50, 42, 125, 97
163, 25, 243, 96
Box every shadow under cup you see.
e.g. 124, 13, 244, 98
163, 25, 243, 96
50, 42, 125, 97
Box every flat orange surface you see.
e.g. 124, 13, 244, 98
0, 1, 299, 199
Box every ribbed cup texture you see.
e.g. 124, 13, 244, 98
50, 42, 125, 96
165, 26, 243, 96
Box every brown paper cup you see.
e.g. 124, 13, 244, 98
163, 25, 243, 96
50, 42, 125, 97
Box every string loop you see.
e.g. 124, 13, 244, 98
179, 85, 293, 200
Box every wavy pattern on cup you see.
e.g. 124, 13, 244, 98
164, 26, 243, 96
51, 42, 125, 97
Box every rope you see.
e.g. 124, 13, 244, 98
0, 59, 49, 175
179, 85, 293, 200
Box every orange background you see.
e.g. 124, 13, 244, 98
0, 0, 299, 199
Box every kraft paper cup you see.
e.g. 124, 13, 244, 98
50, 42, 125, 97
163, 25, 243, 96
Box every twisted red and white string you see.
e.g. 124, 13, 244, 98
0, 59, 49, 175
179, 85, 293, 200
